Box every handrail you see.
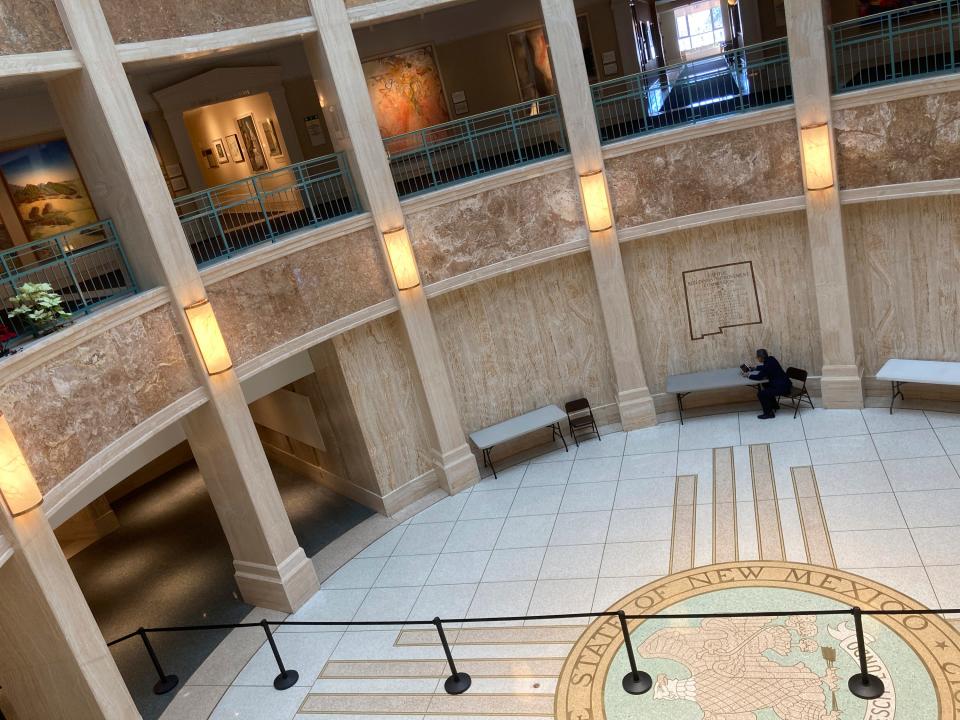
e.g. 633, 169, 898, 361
108, 602, 958, 700
173, 151, 360, 268
382, 95, 569, 198
830, 0, 960, 92
0, 219, 138, 347
591, 37, 792, 144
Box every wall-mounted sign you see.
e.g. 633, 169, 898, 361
682, 261, 762, 340
304, 114, 326, 147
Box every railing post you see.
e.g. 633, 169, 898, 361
510, 106, 526, 162
137, 628, 179, 695
206, 190, 232, 261
294, 162, 319, 226
55, 234, 89, 313
253, 177, 275, 242
466, 119, 481, 178
433, 617, 471, 695
948, 0, 956, 70
848, 607, 885, 699
617, 610, 652, 695
421, 129, 439, 190
886, 13, 897, 83
109, 220, 139, 293
261, 619, 299, 690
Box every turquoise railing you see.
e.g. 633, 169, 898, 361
0, 219, 138, 347
174, 152, 360, 268
591, 37, 793, 144
831, 0, 960, 92
383, 96, 569, 198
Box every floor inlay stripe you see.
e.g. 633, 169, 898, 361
670, 474, 697, 572
320, 658, 565, 678
792, 466, 837, 567
396, 626, 582, 646
299, 693, 555, 715
750, 444, 785, 561
712, 447, 738, 563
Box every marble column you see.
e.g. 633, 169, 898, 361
49, 0, 319, 610
0, 505, 139, 719
303, 0, 480, 493
785, 0, 864, 407
539, 0, 657, 430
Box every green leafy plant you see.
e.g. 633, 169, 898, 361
9, 282, 70, 331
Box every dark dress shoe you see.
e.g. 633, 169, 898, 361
757, 412, 775, 420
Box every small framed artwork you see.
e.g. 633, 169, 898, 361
261, 119, 283, 157
201, 147, 219, 168
451, 90, 466, 104
236, 114, 268, 172
603, 62, 618, 76
304, 114, 326, 146
602, 50, 617, 64
454, 101, 468, 115
213, 138, 229, 164
225, 133, 244, 163
170, 176, 187, 191
165, 163, 182, 178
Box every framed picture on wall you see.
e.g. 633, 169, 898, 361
508, 15, 597, 102
201, 147, 219, 169
212, 138, 229, 164
225, 134, 244, 163
235, 114, 268, 172
261, 119, 283, 157
362, 45, 450, 140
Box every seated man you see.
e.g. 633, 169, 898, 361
746, 348, 790, 420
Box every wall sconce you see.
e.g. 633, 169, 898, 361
800, 122, 835, 191
184, 298, 233, 376
727, 0, 737, 6
0, 412, 43, 517
579, 170, 613, 233
382, 227, 421, 291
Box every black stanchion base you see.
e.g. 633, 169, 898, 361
848, 673, 885, 700
622, 670, 653, 695
153, 675, 179, 695
274, 670, 299, 691
444, 672, 472, 695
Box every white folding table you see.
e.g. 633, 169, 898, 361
666, 367, 763, 424
876, 359, 960, 413
468, 405, 568, 478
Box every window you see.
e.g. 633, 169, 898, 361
675, 0, 726, 54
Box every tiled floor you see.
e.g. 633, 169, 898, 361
162, 406, 960, 720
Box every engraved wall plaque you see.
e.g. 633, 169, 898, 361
682, 261, 762, 340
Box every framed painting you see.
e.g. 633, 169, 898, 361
508, 15, 597, 102
212, 138, 229, 164
362, 45, 450, 140
235, 114, 268, 172
201, 147, 219, 169
0, 139, 98, 243
261, 119, 283, 157
225, 133, 244, 163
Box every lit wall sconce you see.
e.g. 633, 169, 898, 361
800, 122, 835, 191
382, 227, 421, 291
0, 412, 43, 517
184, 298, 233, 376
579, 170, 613, 233
727, 0, 737, 6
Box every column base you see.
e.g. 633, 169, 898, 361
436, 443, 480, 495
820, 364, 864, 409
618, 387, 657, 431
234, 548, 319, 613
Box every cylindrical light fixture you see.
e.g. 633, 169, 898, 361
0, 412, 43, 517
579, 170, 613, 233
184, 298, 233, 376
382, 226, 421, 291
800, 122, 835, 191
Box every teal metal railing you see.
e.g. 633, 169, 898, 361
174, 152, 360, 268
383, 96, 569, 198
592, 38, 793, 144
831, 0, 960, 92
0, 219, 137, 346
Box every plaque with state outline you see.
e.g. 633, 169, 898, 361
682, 260, 762, 341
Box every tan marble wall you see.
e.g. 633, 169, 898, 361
429, 252, 618, 433
99, 0, 309, 44
606, 120, 803, 227
406, 169, 585, 285
0, 305, 199, 493
0, 0, 70, 54
622, 212, 822, 393
845, 197, 960, 375
332, 313, 435, 491
206, 228, 393, 367
834, 92, 960, 189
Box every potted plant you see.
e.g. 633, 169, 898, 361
8, 282, 71, 338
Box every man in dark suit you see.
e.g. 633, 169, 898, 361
746, 349, 790, 419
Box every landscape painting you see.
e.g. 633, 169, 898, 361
0, 140, 98, 243
362, 45, 450, 141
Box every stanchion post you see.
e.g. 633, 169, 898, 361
138, 628, 179, 695
847, 607, 885, 700
261, 619, 299, 690
434, 617, 471, 695
617, 611, 652, 695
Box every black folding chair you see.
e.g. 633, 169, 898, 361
565, 398, 600, 446
780, 367, 814, 419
